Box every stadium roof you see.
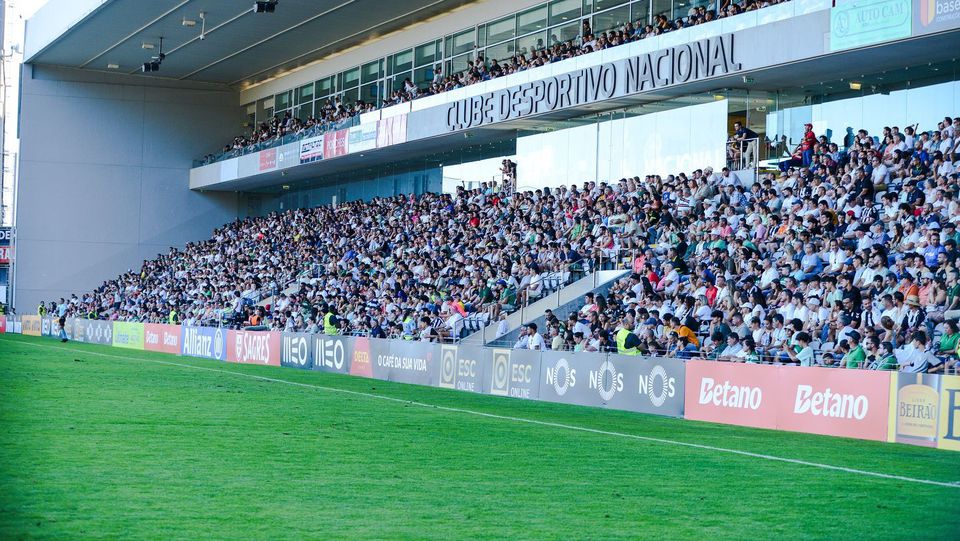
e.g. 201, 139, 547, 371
24, 0, 476, 87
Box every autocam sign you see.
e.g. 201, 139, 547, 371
445, 34, 741, 132
830, 0, 912, 51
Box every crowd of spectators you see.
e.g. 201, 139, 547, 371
509, 116, 960, 373
210, 0, 791, 161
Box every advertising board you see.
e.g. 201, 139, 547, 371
939, 375, 960, 451
684, 361, 779, 429
439, 344, 485, 393
889, 373, 941, 447
180, 326, 227, 361
112, 322, 145, 350
484, 348, 540, 400
830, 0, 912, 51
281, 332, 313, 370
777, 366, 890, 441
311, 334, 353, 374
144, 324, 182, 354
371, 339, 436, 386
227, 330, 280, 366
299, 136, 324, 164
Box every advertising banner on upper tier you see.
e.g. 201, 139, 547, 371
112, 322, 145, 350
227, 330, 280, 366
180, 325, 227, 361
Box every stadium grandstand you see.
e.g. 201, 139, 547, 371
3, 0, 960, 538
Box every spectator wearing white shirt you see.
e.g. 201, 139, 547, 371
526, 323, 546, 351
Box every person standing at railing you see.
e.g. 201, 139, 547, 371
323, 307, 340, 336
731, 121, 758, 169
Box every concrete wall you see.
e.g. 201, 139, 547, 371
15, 65, 240, 311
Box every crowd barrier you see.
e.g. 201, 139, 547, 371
3, 316, 957, 451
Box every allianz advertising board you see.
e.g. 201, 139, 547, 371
180, 326, 227, 361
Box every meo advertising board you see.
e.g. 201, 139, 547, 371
311, 334, 353, 374
181, 326, 227, 361
227, 330, 280, 366
144, 324, 181, 354
281, 332, 313, 370
112, 322, 145, 350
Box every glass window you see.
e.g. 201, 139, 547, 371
341, 87, 359, 104
295, 102, 313, 121
361, 60, 383, 84
316, 75, 335, 97
448, 53, 471, 76
651, 0, 671, 21
445, 28, 475, 57
341, 67, 360, 89
391, 71, 412, 91
274, 90, 292, 111
414, 66, 435, 88
583, 0, 593, 14
360, 82, 381, 105
414, 40, 440, 67
679, 0, 712, 18
593, 4, 630, 32
518, 5, 547, 35
632, 0, 651, 24
486, 15, 516, 45
485, 40, 516, 63
391, 49, 413, 75
516, 31, 547, 57
296, 83, 314, 105
548, 21, 580, 46
595, 0, 629, 11
549, 0, 581, 26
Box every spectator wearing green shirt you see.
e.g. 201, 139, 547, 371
843, 331, 866, 369
869, 342, 899, 370
783, 332, 815, 366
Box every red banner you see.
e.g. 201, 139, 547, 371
350, 336, 373, 378
324, 129, 349, 159
227, 330, 281, 366
259, 148, 277, 171
685, 361, 892, 441
684, 361, 779, 430
778, 366, 890, 441
144, 323, 181, 354
0, 315, 6, 334
0, 246, 12, 264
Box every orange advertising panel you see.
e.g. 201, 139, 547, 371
777, 366, 891, 442
350, 336, 373, 378
684, 361, 779, 430
144, 324, 181, 354
226, 330, 281, 366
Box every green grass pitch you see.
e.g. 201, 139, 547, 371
0, 334, 958, 539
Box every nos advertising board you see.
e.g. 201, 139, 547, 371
227, 330, 280, 366
144, 324, 182, 354
538, 352, 684, 416
180, 326, 227, 361
112, 322, 145, 350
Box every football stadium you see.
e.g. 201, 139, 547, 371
1, 0, 960, 538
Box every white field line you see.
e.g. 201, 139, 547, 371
5, 337, 960, 490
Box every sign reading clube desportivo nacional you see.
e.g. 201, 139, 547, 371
444, 34, 741, 132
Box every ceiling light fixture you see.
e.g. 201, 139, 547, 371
182, 17, 196, 27
849, 81, 862, 90
141, 42, 155, 49
253, 1, 278, 13
107, 63, 120, 69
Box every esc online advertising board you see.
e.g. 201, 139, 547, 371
7, 317, 960, 451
